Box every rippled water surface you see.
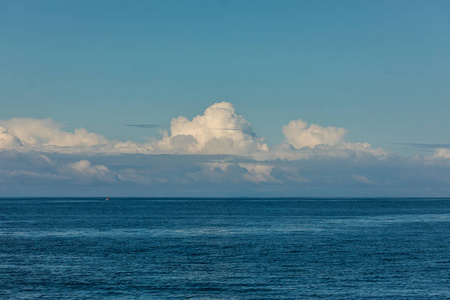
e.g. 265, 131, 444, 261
1, 198, 449, 299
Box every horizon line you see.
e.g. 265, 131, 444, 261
1, 196, 449, 200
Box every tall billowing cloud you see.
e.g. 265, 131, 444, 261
283, 119, 348, 149
157, 101, 268, 154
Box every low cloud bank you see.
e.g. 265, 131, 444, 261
0, 118, 151, 154
1, 101, 449, 196
0, 151, 449, 197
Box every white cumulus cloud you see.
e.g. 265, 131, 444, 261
283, 119, 348, 149
156, 101, 268, 154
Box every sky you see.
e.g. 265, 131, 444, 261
1, 1, 450, 196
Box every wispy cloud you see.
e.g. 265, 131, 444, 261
393, 143, 450, 149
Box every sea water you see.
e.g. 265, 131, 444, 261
0, 198, 449, 299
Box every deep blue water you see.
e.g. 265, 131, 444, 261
0, 198, 449, 299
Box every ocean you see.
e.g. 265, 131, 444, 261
1, 198, 449, 299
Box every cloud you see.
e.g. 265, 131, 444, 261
434, 148, 450, 159
0, 102, 385, 161
393, 143, 450, 149
1, 118, 106, 147
66, 160, 118, 183
0, 126, 22, 149
156, 101, 269, 155
0, 102, 268, 155
248, 118, 386, 161
430, 148, 450, 160
351, 174, 374, 184
1, 149, 450, 197
252, 141, 388, 162
283, 119, 348, 149
2, 100, 449, 196
239, 163, 279, 183
0, 118, 153, 154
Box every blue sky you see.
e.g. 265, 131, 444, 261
1, 1, 449, 196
